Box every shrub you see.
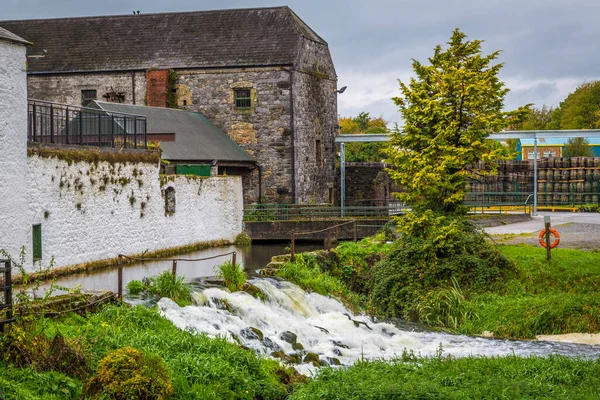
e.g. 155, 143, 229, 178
371, 211, 515, 319
233, 232, 252, 246
215, 261, 246, 292
148, 271, 192, 306
86, 347, 173, 400
126, 279, 145, 295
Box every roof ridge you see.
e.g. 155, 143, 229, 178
283, 6, 327, 45
0, 6, 288, 23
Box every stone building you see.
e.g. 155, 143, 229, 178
1, 6, 339, 204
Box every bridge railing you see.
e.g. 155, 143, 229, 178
243, 202, 406, 222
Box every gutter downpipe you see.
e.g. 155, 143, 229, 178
286, 67, 297, 204
533, 133, 538, 216
131, 71, 136, 105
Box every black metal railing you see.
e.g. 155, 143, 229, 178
28, 100, 147, 149
0, 259, 12, 332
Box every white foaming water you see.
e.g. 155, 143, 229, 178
158, 278, 600, 374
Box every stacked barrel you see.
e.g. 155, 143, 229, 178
537, 157, 600, 206
465, 160, 533, 204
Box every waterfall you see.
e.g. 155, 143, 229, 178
157, 277, 600, 374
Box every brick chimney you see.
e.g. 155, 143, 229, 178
145, 69, 170, 107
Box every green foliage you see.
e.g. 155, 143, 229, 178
233, 232, 252, 246
510, 104, 554, 130
339, 112, 389, 162
371, 212, 515, 319
58, 305, 288, 399
548, 81, 600, 129
215, 261, 247, 292
563, 137, 594, 157
147, 271, 192, 306
126, 279, 145, 295
416, 277, 475, 329
0, 363, 82, 400
389, 29, 529, 214
289, 356, 600, 400
86, 347, 173, 400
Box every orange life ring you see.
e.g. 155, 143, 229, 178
539, 228, 560, 249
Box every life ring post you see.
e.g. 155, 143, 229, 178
538, 216, 561, 261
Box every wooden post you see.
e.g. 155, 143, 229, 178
118, 255, 123, 300
172, 260, 177, 276
291, 233, 295, 261
544, 216, 551, 261
232, 252, 237, 269
353, 220, 358, 242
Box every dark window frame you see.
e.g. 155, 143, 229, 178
32, 224, 42, 262
234, 89, 252, 109
81, 89, 97, 107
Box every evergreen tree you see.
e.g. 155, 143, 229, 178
387, 29, 529, 215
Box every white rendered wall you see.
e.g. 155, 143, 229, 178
27, 156, 243, 271
0, 41, 29, 262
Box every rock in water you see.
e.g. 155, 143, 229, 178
240, 327, 264, 341
280, 331, 298, 344
264, 337, 282, 352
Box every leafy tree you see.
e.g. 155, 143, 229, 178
339, 112, 388, 162
509, 105, 554, 130
387, 29, 529, 215
563, 137, 593, 157
548, 81, 600, 129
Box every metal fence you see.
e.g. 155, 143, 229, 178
28, 100, 147, 149
0, 260, 12, 332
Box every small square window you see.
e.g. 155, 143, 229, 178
82, 90, 97, 107
234, 89, 251, 109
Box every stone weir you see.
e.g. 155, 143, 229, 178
244, 219, 388, 241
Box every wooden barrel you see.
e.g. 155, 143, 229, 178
552, 193, 561, 205
560, 194, 569, 205
561, 182, 569, 193
593, 195, 599, 205
562, 169, 571, 181
585, 181, 592, 194
585, 194, 592, 203
547, 157, 555, 168
574, 193, 583, 204
577, 168, 585, 180
594, 169, 600, 181
546, 169, 554, 182
576, 182, 584, 193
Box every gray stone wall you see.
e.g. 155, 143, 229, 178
28, 71, 146, 106
292, 37, 338, 204
176, 67, 294, 204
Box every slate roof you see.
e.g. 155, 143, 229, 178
0, 7, 327, 74
0, 26, 30, 45
91, 101, 255, 163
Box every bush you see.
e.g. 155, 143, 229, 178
371, 211, 515, 319
215, 261, 246, 292
126, 279, 145, 295
233, 232, 252, 246
86, 347, 173, 400
148, 271, 192, 306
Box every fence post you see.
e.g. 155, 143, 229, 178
232, 252, 237, 269
353, 220, 358, 242
32, 102, 37, 141
79, 110, 83, 144
98, 111, 102, 146
118, 255, 123, 300
544, 216, 552, 261
0, 260, 12, 333
172, 260, 177, 276
50, 103, 55, 143
290, 233, 295, 261
65, 107, 70, 144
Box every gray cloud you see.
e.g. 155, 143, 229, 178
3, 0, 600, 126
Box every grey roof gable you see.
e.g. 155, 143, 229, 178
0, 26, 30, 45
0, 7, 328, 74
91, 101, 254, 163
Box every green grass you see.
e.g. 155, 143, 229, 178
457, 245, 600, 338
147, 270, 193, 306
289, 356, 600, 400
49, 305, 288, 400
0, 364, 82, 400
215, 261, 247, 292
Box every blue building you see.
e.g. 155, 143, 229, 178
516, 137, 600, 160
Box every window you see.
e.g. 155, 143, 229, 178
315, 139, 323, 167
81, 89, 97, 107
32, 224, 42, 262
543, 151, 556, 158
234, 89, 251, 109
164, 187, 176, 215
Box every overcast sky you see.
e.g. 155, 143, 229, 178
3, 0, 599, 126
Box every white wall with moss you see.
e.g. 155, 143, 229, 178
0, 39, 29, 263
26, 155, 243, 271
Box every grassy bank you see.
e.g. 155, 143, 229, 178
0, 305, 299, 400
289, 356, 600, 400
459, 245, 600, 338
